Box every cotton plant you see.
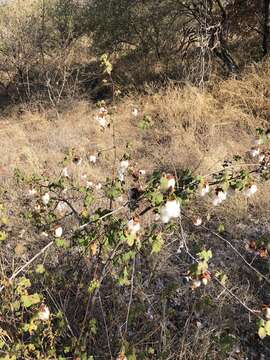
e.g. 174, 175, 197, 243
8, 122, 270, 354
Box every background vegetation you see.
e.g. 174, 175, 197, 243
0, 1, 270, 359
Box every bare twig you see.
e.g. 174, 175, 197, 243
0, 241, 54, 292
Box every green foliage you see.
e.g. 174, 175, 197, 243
21, 293, 41, 308
1, 126, 270, 358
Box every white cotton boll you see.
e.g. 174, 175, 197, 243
200, 183, 209, 197
86, 181, 94, 188
212, 196, 222, 206
127, 218, 141, 235
250, 148, 260, 157
265, 307, 270, 320
118, 160, 129, 182
99, 106, 108, 114
54, 226, 63, 238
167, 177, 176, 189
202, 278, 208, 286
161, 174, 176, 192
192, 280, 201, 289
41, 231, 48, 237
193, 217, 202, 226
62, 167, 69, 177
132, 108, 139, 117
96, 183, 102, 190
38, 305, 50, 321
118, 171, 125, 182
42, 193, 50, 205
253, 138, 263, 146
120, 160, 129, 171
139, 169, 146, 176
28, 188, 37, 196
244, 184, 257, 197
217, 190, 227, 201
160, 200, 180, 223
259, 154, 265, 162
89, 155, 97, 164
96, 115, 108, 129
154, 213, 161, 221
56, 201, 68, 214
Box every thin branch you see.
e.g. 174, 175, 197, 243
0, 241, 54, 292
178, 215, 261, 318
182, 212, 270, 286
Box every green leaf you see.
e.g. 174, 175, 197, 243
0, 231, 7, 241
106, 181, 122, 200
55, 238, 69, 248
265, 321, 270, 335
35, 264, 45, 274
17, 277, 31, 289
88, 280, 100, 294
217, 223, 225, 233
84, 193, 95, 207
126, 233, 136, 247
21, 293, 41, 308
258, 326, 267, 339
89, 319, 97, 335
149, 191, 163, 206
197, 249, 212, 262
139, 115, 152, 130
151, 234, 164, 254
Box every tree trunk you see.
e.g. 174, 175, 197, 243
263, 0, 270, 56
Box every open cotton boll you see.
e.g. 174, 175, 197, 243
96, 183, 102, 190
160, 199, 180, 223
160, 173, 176, 192
265, 307, 270, 320
118, 171, 125, 182
132, 108, 139, 117
127, 217, 141, 235
193, 217, 202, 226
38, 304, 50, 321
217, 190, 227, 201
250, 147, 260, 157
56, 201, 68, 214
42, 193, 50, 205
54, 226, 63, 238
243, 184, 257, 197
139, 169, 146, 176
258, 154, 265, 162
99, 106, 108, 115
212, 195, 222, 206
62, 167, 69, 177
86, 181, 94, 188
96, 115, 109, 129
200, 183, 209, 197
28, 188, 37, 196
118, 160, 129, 182
253, 138, 263, 146
120, 160, 129, 171
89, 155, 97, 164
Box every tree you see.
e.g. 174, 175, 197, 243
263, 0, 270, 55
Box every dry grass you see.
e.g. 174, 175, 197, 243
1, 63, 269, 180
1, 64, 270, 359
